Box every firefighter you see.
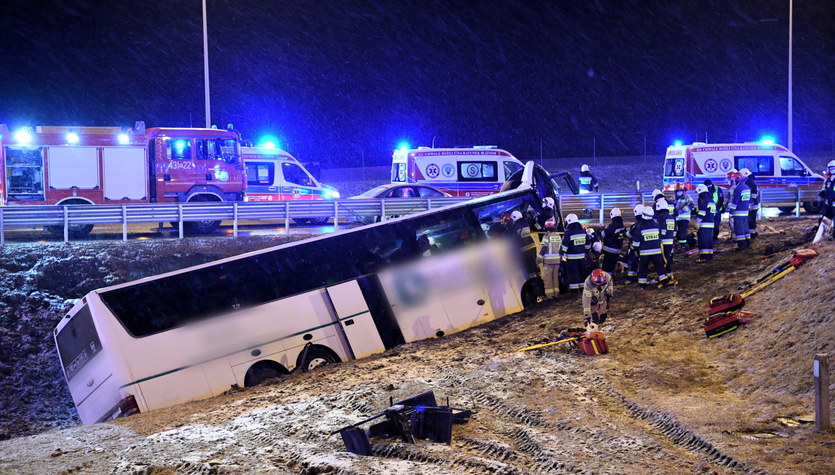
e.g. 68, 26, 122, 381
673, 183, 695, 250
560, 213, 590, 292
655, 198, 676, 282
704, 179, 725, 240
601, 207, 625, 273
632, 206, 669, 289
582, 269, 613, 326
536, 196, 562, 231
578, 164, 599, 194
537, 218, 562, 300
727, 170, 751, 250
817, 160, 835, 239
624, 204, 644, 282
694, 184, 716, 262
740, 168, 759, 238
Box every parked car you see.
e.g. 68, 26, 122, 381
348, 184, 452, 223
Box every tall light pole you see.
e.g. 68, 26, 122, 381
202, 0, 211, 128
788, 0, 793, 150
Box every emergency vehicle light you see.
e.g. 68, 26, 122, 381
118, 133, 130, 144
66, 132, 79, 144
398, 142, 410, 151
258, 136, 278, 149
174, 140, 187, 150
14, 129, 32, 144
760, 136, 775, 145
673, 140, 682, 147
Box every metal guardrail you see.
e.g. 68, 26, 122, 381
0, 186, 821, 244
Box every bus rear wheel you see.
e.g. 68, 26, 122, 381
299, 345, 340, 372
244, 361, 289, 387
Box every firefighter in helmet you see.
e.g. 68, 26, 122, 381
537, 218, 562, 300
578, 164, 599, 194
582, 269, 613, 326
560, 213, 590, 292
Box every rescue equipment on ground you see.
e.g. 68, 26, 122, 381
517, 325, 609, 355
703, 311, 758, 338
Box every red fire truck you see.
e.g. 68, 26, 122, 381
0, 122, 245, 236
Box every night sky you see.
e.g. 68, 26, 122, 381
1, 0, 833, 167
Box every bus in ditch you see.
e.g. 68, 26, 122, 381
54, 162, 560, 425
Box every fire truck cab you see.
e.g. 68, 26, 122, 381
0, 123, 245, 236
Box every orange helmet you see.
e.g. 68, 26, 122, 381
674, 182, 685, 191
591, 269, 607, 285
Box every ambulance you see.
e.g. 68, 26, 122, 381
662, 141, 824, 212
391, 146, 525, 197
242, 146, 339, 224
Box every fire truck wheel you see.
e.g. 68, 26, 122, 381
45, 200, 94, 238
803, 201, 822, 214
243, 361, 289, 387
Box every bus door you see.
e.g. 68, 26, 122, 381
325, 280, 386, 359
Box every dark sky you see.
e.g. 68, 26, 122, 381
0, 0, 833, 166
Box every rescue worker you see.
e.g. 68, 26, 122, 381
741, 168, 759, 238
655, 198, 676, 283
510, 210, 531, 236
537, 197, 559, 230
512, 210, 539, 273
601, 207, 625, 273
578, 164, 599, 194
704, 179, 725, 240
817, 160, 835, 239
582, 269, 613, 326
560, 213, 590, 292
624, 204, 644, 282
632, 206, 669, 289
727, 170, 751, 250
537, 218, 562, 300
694, 184, 716, 262
725, 168, 739, 241
673, 183, 695, 250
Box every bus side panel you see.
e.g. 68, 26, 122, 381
326, 281, 386, 359
138, 366, 212, 411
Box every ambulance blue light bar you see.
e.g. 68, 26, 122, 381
760, 136, 775, 145
673, 140, 683, 147
397, 141, 410, 151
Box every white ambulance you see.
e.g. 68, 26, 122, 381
662, 141, 824, 211
391, 146, 525, 197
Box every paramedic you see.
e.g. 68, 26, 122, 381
673, 183, 695, 250
582, 269, 613, 326
655, 199, 676, 282
727, 171, 751, 250
704, 179, 725, 240
625, 204, 644, 283
741, 168, 759, 238
560, 213, 590, 292
601, 208, 625, 273
632, 206, 669, 289
537, 218, 562, 299
695, 184, 716, 262
578, 164, 599, 194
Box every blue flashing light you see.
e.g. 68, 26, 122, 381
397, 141, 410, 151
14, 129, 32, 144
118, 133, 130, 144
174, 139, 187, 150
324, 187, 340, 199
760, 136, 775, 145
673, 140, 683, 147
263, 141, 277, 149
66, 132, 79, 144
258, 136, 279, 150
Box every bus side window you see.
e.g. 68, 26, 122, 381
780, 156, 806, 176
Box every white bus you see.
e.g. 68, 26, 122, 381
54, 163, 560, 424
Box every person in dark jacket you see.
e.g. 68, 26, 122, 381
601, 208, 625, 273
560, 213, 590, 292
631, 206, 669, 289
741, 168, 759, 238
694, 184, 716, 262
655, 199, 676, 283
578, 164, 599, 194
727, 171, 751, 250
624, 204, 643, 282
704, 179, 724, 240
673, 182, 695, 250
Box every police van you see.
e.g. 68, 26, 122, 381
391, 146, 525, 197
243, 146, 340, 224
662, 141, 824, 212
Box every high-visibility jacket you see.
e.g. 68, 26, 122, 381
709, 185, 725, 213
745, 176, 759, 210
582, 273, 613, 315
674, 192, 695, 220
820, 177, 835, 207
578, 171, 599, 193
728, 181, 751, 217
696, 193, 717, 228
539, 231, 563, 264
601, 216, 625, 254
655, 209, 675, 245
561, 223, 590, 260
631, 219, 663, 256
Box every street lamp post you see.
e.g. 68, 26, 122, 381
202, 0, 211, 128
788, 0, 793, 150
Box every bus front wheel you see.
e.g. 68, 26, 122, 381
298, 345, 340, 372
243, 361, 289, 387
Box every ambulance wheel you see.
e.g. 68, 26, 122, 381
298, 345, 340, 372
292, 218, 310, 225
307, 217, 330, 225
803, 201, 822, 214
244, 361, 289, 387
778, 206, 796, 214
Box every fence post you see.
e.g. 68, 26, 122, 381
814, 353, 831, 431
285, 201, 290, 235
381, 199, 386, 222
0, 206, 4, 247
333, 201, 339, 232
233, 202, 238, 238
178, 204, 184, 240
795, 188, 801, 217
122, 205, 127, 242
427, 198, 432, 211
599, 194, 605, 225
63, 206, 69, 243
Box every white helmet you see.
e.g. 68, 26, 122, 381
633, 204, 645, 216
740, 168, 752, 178
652, 189, 663, 199
565, 213, 579, 225
828, 160, 835, 171
655, 198, 668, 211
695, 184, 709, 194
480, 223, 491, 232
581, 164, 590, 172
592, 241, 602, 253
510, 210, 523, 222
642, 206, 655, 219
610, 207, 621, 218
586, 227, 596, 236
542, 196, 555, 209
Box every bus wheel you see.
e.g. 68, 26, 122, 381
299, 345, 340, 372
522, 282, 545, 308
307, 217, 329, 225
243, 361, 289, 387
803, 201, 822, 214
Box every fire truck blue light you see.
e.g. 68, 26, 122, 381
66, 132, 79, 144
118, 133, 130, 144
174, 140, 187, 150
14, 129, 32, 144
